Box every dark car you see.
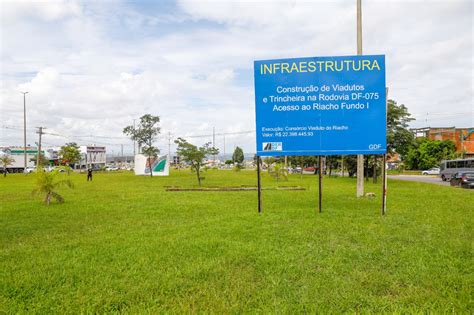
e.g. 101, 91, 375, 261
449, 172, 474, 189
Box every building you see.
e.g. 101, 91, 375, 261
78, 146, 107, 169
412, 127, 474, 158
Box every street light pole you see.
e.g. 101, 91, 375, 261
356, 0, 364, 197
20, 91, 29, 172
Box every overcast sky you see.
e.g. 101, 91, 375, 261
1, 0, 473, 155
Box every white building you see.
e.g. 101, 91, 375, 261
78, 146, 106, 169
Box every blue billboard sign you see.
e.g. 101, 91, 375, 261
254, 55, 386, 156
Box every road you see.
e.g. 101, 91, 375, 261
388, 175, 449, 186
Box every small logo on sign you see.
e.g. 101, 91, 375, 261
263, 142, 282, 151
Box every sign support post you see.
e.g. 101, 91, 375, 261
318, 156, 323, 213
382, 153, 387, 215
257, 156, 262, 213
382, 87, 389, 215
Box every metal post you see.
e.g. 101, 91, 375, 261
223, 134, 226, 160
356, 0, 364, 197
257, 156, 262, 213
133, 119, 136, 156
36, 127, 45, 169
381, 86, 389, 215
212, 126, 216, 163
382, 153, 387, 215
21, 91, 28, 173
168, 131, 171, 163
318, 156, 322, 213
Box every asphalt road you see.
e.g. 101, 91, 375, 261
388, 175, 449, 186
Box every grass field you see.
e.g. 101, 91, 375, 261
1, 169, 472, 313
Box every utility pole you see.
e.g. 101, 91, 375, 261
36, 127, 45, 170
223, 134, 226, 160
121, 144, 123, 157
133, 119, 136, 156
21, 91, 28, 172
356, 0, 364, 197
168, 131, 171, 163
212, 126, 216, 162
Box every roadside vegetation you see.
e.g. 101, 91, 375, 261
1, 170, 471, 313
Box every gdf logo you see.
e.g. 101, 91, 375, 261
369, 144, 382, 150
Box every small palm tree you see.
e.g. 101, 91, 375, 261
0, 155, 14, 177
269, 163, 289, 182
32, 169, 74, 205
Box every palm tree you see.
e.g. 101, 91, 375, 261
269, 163, 288, 182
32, 169, 74, 205
0, 155, 14, 177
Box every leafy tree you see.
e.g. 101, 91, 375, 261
225, 160, 233, 165
387, 99, 415, 157
123, 114, 161, 177
232, 146, 244, 172
0, 155, 14, 177
59, 143, 81, 174
32, 169, 74, 205
405, 139, 456, 170
344, 155, 358, 177
232, 147, 244, 165
174, 137, 219, 186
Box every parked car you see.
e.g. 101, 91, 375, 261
23, 167, 35, 174
449, 172, 474, 189
422, 167, 440, 175
105, 166, 119, 171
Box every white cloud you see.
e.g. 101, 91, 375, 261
0, 0, 472, 155
1, 0, 82, 22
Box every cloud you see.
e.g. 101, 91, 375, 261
0, 0, 472, 155
1, 0, 82, 22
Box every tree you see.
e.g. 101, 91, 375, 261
174, 137, 219, 186
344, 155, 358, 177
232, 146, 244, 172
326, 155, 340, 176
59, 143, 81, 174
387, 99, 415, 157
123, 114, 161, 177
404, 139, 456, 170
232, 147, 244, 165
0, 155, 14, 177
32, 169, 74, 205
268, 162, 288, 181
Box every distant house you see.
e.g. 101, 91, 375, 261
412, 127, 474, 158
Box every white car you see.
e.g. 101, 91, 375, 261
23, 167, 35, 174
106, 166, 119, 171
422, 167, 440, 175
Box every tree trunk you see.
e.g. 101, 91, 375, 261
196, 164, 201, 186
148, 156, 153, 177
45, 192, 51, 205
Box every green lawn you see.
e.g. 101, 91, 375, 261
1, 170, 472, 313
